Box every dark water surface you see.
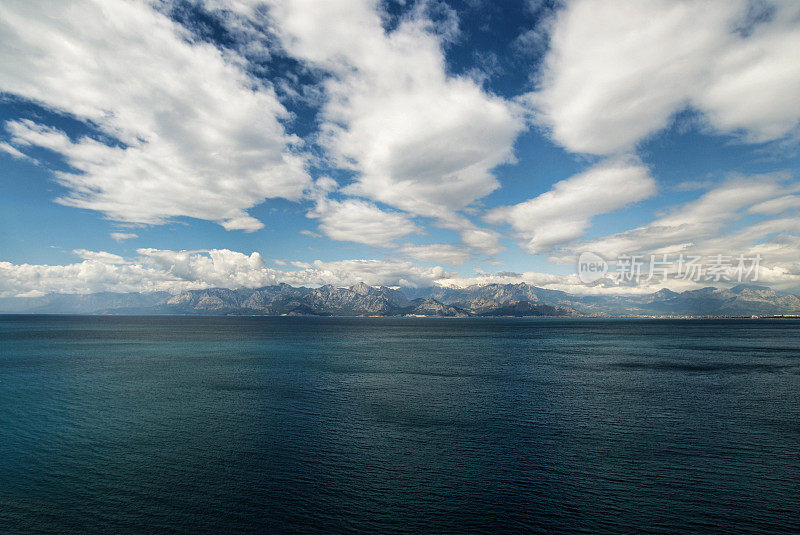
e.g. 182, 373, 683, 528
1, 316, 799, 534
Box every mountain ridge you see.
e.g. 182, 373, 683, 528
2, 282, 799, 317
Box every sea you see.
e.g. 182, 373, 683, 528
1, 315, 799, 534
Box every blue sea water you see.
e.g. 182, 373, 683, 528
1, 316, 799, 534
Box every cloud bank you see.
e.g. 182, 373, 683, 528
0, 249, 451, 297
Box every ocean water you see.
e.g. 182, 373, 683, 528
1, 316, 799, 534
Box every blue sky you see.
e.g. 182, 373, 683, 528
1, 0, 800, 296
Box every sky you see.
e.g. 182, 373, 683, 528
1, 0, 800, 297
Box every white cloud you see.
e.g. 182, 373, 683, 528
307, 197, 420, 247
110, 232, 138, 242
486, 158, 656, 253
184, 0, 515, 257
0, 259, 172, 296
434, 269, 707, 295
537, 175, 800, 292
532, 0, 800, 154
73, 249, 126, 264
436, 265, 800, 295
0, 0, 309, 231
4, 243, 800, 298
451, 221, 505, 257
561, 174, 800, 260
304, 173, 501, 257
0, 248, 452, 297
296, 258, 449, 288
5, 0, 799, 288
398, 243, 471, 265
0, 141, 32, 161
0, 0, 516, 263
748, 195, 800, 216
266, 0, 524, 220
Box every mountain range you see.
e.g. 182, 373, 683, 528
2, 282, 799, 317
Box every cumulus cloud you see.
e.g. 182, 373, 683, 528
0, 248, 452, 297
171, 0, 513, 257
486, 158, 656, 253
73, 249, 126, 264
0, 0, 515, 264
266, 0, 524, 220
307, 197, 420, 247
0, 0, 309, 231
532, 0, 800, 154
449, 221, 505, 257
110, 232, 138, 242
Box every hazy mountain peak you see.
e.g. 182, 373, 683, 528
352, 282, 371, 295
